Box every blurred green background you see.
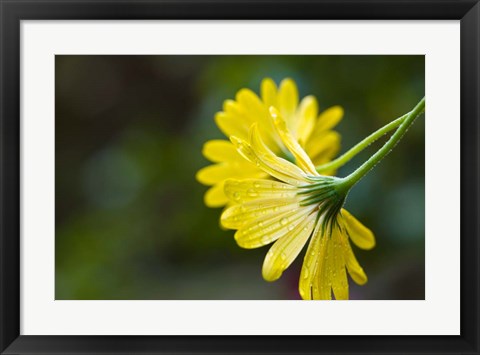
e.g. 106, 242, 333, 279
55, 55, 424, 300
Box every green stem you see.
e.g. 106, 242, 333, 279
316, 113, 409, 173
337, 97, 425, 192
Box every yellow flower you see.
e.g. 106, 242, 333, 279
220, 109, 375, 300
196, 78, 343, 207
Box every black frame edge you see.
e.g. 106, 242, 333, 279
460, 1, 480, 354
1, 1, 479, 354
0, 0, 21, 354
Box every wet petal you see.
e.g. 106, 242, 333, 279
224, 179, 296, 204
330, 228, 349, 300
230, 126, 308, 186
221, 198, 298, 230
262, 212, 316, 281
234, 205, 316, 249
299, 222, 332, 300
270, 107, 318, 176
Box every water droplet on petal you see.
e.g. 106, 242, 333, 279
247, 188, 258, 197
280, 218, 288, 226
233, 192, 241, 201
303, 268, 310, 279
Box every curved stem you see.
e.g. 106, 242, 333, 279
316, 113, 409, 173
337, 97, 425, 193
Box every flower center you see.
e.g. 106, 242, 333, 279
297, 176, 346, 236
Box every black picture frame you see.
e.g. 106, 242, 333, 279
1, 1, 478, 354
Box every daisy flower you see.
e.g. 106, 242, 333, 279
220, 108, 375, 300
196, 78, 343, 207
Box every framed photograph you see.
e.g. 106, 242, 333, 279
1, 0, 478, 354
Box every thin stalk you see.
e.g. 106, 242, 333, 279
336, 97, 425, 193
316, 113, 409, 173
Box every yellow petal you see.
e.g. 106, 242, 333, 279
202, 140, 243, 163
341, 238, 368, 285
204, 183, 229, 208
224, 179, 296, 204
230, 127, 307, 186
221, 95, 279, 151
234, 205, 316, 249
330, 228, 349, 300
196, 163, 260, 185
196, 165, 225, 185
262, 212, 316, 281
296, 95, 318, 144
306, 131, 341, 163
310, 106, 343, 138
270, 107, 318, 176
299, 222, 332, 300
236, 89, 265, 117
277, 78, 299, 125
214, 111, 249, 141
261, 78, 278, 108
235, 89, 273, 134
223, 98, 256, 128
221, 198, 298, 230
341, 209, 376, 250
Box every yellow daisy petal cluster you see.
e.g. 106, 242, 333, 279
197, 78, 343, 207
221, 109, 375, 300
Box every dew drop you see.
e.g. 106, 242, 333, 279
253, 182, 260, 189
280, 252, 287, 260
303, 268, 310, 279
233, 192, 241, 201
280, 218, 288, 226
247, 188, 258, 197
